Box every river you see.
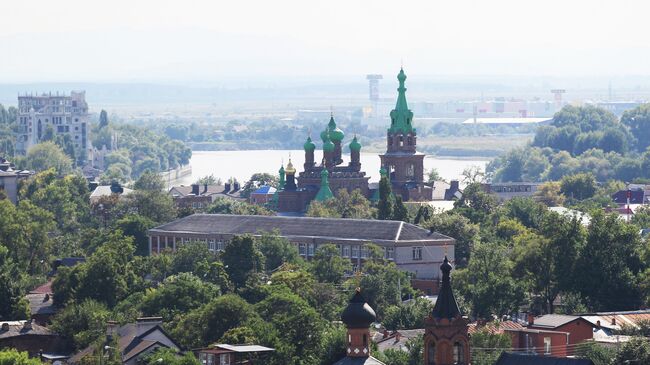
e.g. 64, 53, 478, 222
168, 150, 489, 186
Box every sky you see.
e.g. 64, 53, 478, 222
2, 0, 650, 82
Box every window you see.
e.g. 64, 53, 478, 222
360, 245, 368, 258
209, 239, 216, 252
217, 240, 225, 251
453, 342, 464, 364
412, 247, 423, 261
343, 245, 350, 257
352, 246, 359, 258
386, 247, 395, 260
299, 243, 307, 255
308, 243, 315, 256
544, 337, 551, 354
427, 342, 436, 365
219, 354, 230, 365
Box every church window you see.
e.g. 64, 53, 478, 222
388, 137, 393, 146
427, 342, 436, 365
406, 164, 415, 178
453, 342, 465, 364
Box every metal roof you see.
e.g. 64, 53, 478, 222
495, 353, 593, 365
213, 344, 274, 353
529, 314, 582, 329
150, 214, 453, 243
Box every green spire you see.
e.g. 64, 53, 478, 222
349, 135, 362, 152
389, 68, 415, 134
303, 136, 316, 151
315, 168, 334, 201
278, 164, 285, 190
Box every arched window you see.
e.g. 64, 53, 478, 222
406, 164, 415, 178
453, 342, 464, 364
427, 341, 436, 365
388, 137, 393, 146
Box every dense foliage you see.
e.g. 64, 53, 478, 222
489, 104, 650, 183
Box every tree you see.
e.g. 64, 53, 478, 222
393, 196, 410, 222
257, 232, 300, 271
221, 235, 264, 289
621, 104, 650, 152
534, 181, 565, 207
310, 244, 350, 284
194, 174, 221, 185
382, 297, 433, 330
24, 141, 73, 174
114, 190, 177, 224
426, 168, 441, 184
172, 294, 258, 349
453, 182, 497, 226
0, 349, 43, 365
306, 189, 375, 219
99, 110, 109, 129
352, 260, 416, 318
574, 212, 643, 311
140, 273, 219, 321
0, 246, 30, 320
560, 173, 597, 200
144, 348, 199, 365
50, 299, 111, 350
426, 213, 480, 268
611, 337, 650, 365
454, 241, 524, 318
255, 288, 325, 365
377, 175, 394, 220
133, 170, 165, 191
114, 214, 156, 256
240, 172, 278, 198
206, 197, 273, 216
469, 326, 512, 365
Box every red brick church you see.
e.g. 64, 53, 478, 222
277, 68, 432, 213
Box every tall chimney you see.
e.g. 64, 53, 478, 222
191, 184, 199, 195
203, 184, 208, 194
106, 320, 119, 339
527, 313, 535, 326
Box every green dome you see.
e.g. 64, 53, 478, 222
380, 167, 388, 177
349, 136, 361, 151
303, 136, 316, 151
320, 129, 329, 143
327, 116, 345, 142
322, 132, 335, 152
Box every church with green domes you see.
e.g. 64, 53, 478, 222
277, 68, 431, 213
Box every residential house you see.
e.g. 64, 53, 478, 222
69, 317, 180, 365
0, 158, 33, 204
249, 186, 276, 206
169, 183, 243, 211
527, 314, 596, 355
196, 344, 274, 365
89, 182, 133, 205
0, 320, 67, 357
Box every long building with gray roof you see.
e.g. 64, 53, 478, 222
147, 214, 455, 282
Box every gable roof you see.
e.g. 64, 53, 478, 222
529, 314, 587, 329
495, 352, 594, 365
150, 214, 453, 243
25, 293, 57, 316
0, 321, 54, 339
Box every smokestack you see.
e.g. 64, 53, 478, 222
527, 313, 535, 326
106, 320, 119, 339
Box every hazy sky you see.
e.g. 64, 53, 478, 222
3, 0, 650, 82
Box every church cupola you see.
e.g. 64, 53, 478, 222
423, 257, 470, 365
341, 289, 376, 358
304, 136, 316, 170
349, 135, 361, 170
314, 168, 334, 201
284, 159, 297, 191
322, 131, 335, 169
386, 68, 417, 154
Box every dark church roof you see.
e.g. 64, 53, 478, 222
431, 256, 461, 319
495, 353, 594, 365
150, 214, 453, 243
341, 289, 376, 329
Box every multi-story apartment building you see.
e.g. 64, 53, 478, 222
16, 91, 90, 157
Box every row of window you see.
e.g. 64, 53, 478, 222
427, 341, 465, 365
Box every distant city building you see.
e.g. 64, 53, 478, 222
169, 183, 243, 211
482, 182, 541, 201
0, 158, 33, 204
16, 91, 90, 159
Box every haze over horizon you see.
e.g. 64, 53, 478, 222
3, 0, 650, 84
